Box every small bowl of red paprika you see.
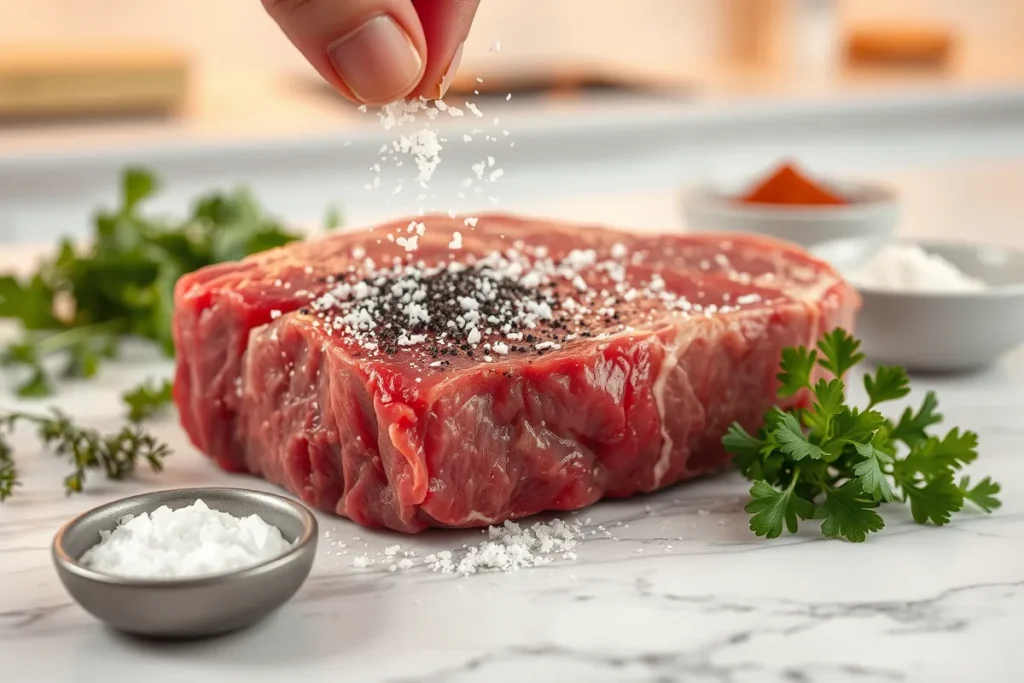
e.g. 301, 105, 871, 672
683, 161, 899, 253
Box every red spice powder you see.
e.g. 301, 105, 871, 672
739, 163, 848, 206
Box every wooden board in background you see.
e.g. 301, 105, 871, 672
0, 45, 189, 120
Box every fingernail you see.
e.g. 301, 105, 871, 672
437, 42, 465, 100
328, 15, 423, 105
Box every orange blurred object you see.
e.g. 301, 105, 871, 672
739, 162, 848, 206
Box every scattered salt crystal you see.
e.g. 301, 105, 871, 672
79, 499, 292, 579
449, 231, 463, 249
270, 310, 282, 320
353, 555, 370, 568
464, 217, 479, 228
425, 519, 583, 576
697, 509, 711, 517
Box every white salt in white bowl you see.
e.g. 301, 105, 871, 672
52, 487, 318, 639
811, 237, 1024, 372
682, 178, 899, 252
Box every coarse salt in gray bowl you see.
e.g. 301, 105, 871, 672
52, 487, 318, 639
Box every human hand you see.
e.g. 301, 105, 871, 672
262, 0, 480, 106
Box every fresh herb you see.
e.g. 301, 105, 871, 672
723, 328, 1001, 542
0, 167, 323, 397
323, 204, 343, 231
122, 378, 174, 423
0, 408, 171, 501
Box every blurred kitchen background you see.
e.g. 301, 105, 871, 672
2, 0, 1024, 244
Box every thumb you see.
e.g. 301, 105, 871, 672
263, 0, 427, 106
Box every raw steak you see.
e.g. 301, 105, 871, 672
173, 215, 857, 532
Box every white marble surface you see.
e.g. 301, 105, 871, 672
2, 163, 1024, 682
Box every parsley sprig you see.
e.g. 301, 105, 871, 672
723, 328, 1001, 542
0, 168, 313, 397
0, 167, 342, 500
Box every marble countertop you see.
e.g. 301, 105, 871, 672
1, 167, 1023, 682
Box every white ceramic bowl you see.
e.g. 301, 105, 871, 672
683, 179, 900, 253
811, 238, 1024, 373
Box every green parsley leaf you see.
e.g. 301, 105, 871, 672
900, 428, 979, 479
723, 422, 764, 478
803, 378, 845, 437
889, 391, 942, 448
122, 378, 174, 423
0, 273, 59, 330
831, 407, 887, 444
770, 410, 825, 461
122, 167, 158, 213
818, 482, 885, 542
959, 476, 1002, 513
816, 328, 865, 379
776, 345, 816, 398
852, 443, 896, 502
745, 479, 815, 539
864, 365, 911, 408
904, 473, 964, 526
324, 204, 343, 231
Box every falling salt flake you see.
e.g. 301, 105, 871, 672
466, 102, 484, 118
464, 217, 478, 228
487, 156, 495, 167
506, 93, 512, 101
476, 77, 484, 83
447, 209, 458, 219
449, 231, 463, 250
472, 161, 486, 179
493, 117, 500, 125
489, 169, 504, 182
463, 134, 473, 142
697, 509, 711, 517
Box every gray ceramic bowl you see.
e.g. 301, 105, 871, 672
811, 238, 1024, 372
683, 179, 899, 252
52, 487, 318, 639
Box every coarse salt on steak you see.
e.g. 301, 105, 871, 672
173, 214, 857, 532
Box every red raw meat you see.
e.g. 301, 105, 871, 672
173, 215, 857, 532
